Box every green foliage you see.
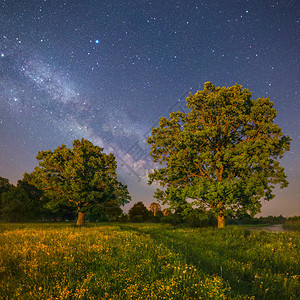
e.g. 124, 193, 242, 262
0, 177, 13, 212
101, 201, 123, 221
161, 214, 182, 226
151, 214, 163, 223
118, 212, 129, 223
284, 216, 300, 230
0, 177, 12, 195
228, 214, 287, 226
1, 188, 33, 222
185, 208, 217, 228
147, 82, 291, 226
0, 223, 299, 299
47, 204, 76, 221
27, 138, 131, 224
17, 179, 50, 218
131, 215, 144, 223
161, 206, 217, 227
16, 180, 44, 201
149, 202, 162, 216
128, 201, 150, 221
0, 179, 49, 222
88, 201, 123, 222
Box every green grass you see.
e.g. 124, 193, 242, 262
0, 223, 299, 299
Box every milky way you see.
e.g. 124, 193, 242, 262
0, 0, 299, 215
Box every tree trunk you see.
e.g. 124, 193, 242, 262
76, 212, 85, 226
217, 214, 225, 228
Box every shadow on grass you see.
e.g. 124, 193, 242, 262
118, 224, 286, 299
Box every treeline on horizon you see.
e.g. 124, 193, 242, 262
0, 176, 298, 227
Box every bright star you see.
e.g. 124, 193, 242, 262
1, 53, 4, 58
95, 39, 99, 44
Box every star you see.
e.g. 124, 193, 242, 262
0, 0, 298, 217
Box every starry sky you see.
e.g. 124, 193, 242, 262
0, 0, 299, 216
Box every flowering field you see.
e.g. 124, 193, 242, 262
0, 223, 299, 299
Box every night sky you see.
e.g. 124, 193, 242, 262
0, 0, 299, 216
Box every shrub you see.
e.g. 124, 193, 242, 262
131, 215, 144, 223
118, 213, 129, 223
161, 215, 182, 226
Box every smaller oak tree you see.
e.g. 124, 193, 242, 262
149, 202, 161, 216
27, 138, 131, 225
128, 202, 149, 222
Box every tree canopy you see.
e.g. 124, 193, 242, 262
147, 82, 291, 228
0, 179, 47, 222
149, 202, 161, 216
0, 177, 12, 196
1, 188, 31, 222
128, 202, 150, 222
27, 138, 131, 225
0, 177, 13, 213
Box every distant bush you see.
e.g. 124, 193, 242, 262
185, 209, 217, 228
283, 216, 300, 230
161, 215, 182, 226
227, 215, 287, 226
151, 215, 162, 223
227, 217, 265, 225
1, 188, 32, 222
118, 213, 129, 223
129, 202, 150, 222
131, 215, 144, 223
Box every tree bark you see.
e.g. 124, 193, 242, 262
217, 214, 225, 228
76, 212, 85, 226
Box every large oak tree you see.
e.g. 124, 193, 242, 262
27, 138, 131, 225
147, 82, 291, 228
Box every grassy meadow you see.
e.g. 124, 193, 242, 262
0, 223, 299, 299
